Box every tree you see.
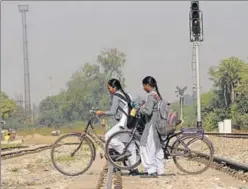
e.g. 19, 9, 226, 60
203, 57, 248, 130
38, 48, 127, 126
208, 57, 245, 108
0, 92, 17, 119
97, 48, 126, 85
179, 57, 248, 131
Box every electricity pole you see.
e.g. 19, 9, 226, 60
175, 86, 187, 123
18, 5, 32, 124
189, 1, 204, 129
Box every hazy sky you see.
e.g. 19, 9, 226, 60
1, 1, 248, 105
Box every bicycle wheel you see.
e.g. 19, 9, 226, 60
105, 130, 141, 170
51, 133, 95, 176
171, 135, 214, 174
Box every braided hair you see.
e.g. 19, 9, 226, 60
142, 76, 162, 100
108, 78, 131, 102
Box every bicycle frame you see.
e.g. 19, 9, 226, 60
71, 112, 104, 157
79, 113, 103, 138
163, 128, 206, 158
121, 115, 142, 152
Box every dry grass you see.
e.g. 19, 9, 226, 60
18, 122, 105, 136
1, 143, 22, 149
16, 121, 106, 145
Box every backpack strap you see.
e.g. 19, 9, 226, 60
150, 91, 161, 102
113, 93, 130, 117
114, 93, 128, 103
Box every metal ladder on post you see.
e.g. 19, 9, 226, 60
191, 42, 197, 122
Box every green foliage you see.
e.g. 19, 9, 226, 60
37, 48, 127, 126
202, 57, 248, 130
171, 102, 195, 127
6, 51, 246, 132
203, 112, 219, 131
175, 57, 248, 131
0, 92, 17, 119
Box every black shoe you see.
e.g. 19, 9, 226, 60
140, 172, 158, 178
113, 168, 121, 172
115, 150, 132, 161
129, 169, 140, 176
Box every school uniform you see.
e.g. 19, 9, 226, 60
103, 90, 137, 166
139, 89, 164, 175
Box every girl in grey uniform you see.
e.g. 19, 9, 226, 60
96, 78, 139, 175
139, 76, 164, 177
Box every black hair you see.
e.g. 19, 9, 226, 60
142, 76, 162, 100
108, 78, 131, 102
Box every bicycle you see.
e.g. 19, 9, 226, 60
50, 109, 106, 176
105, 109, 215, 175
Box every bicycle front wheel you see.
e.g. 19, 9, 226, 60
51, 133, 95, 176
172, 135, 214, 174
105, 130, 141, 170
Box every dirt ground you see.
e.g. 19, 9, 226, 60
122, 160, 248, 189
2, 148, 105, 189
2, 147, 248, 189
3, 133, 246, 189
16, 134, 248, 164
15, 134, 59, 145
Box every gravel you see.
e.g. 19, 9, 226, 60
207, 136, 248, 165
1, 135, 248, 189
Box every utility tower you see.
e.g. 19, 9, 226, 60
18, 5, 31, 122
15, 94, 24, 118
189, 1, 204, 129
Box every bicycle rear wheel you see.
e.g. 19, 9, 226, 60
51, 133, 95, 176
172, 135, 214, 174
105, 130, 141, 170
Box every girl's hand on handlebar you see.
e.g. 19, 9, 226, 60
131, 102, 140, 109
96, 110, 104, 116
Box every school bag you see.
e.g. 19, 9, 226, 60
113, 93, 137, 129
151, 91, 179, 136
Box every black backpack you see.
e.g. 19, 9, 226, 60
113, 93, 136, 129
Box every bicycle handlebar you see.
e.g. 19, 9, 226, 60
88, 108, 101, 122
89, 110, 97, 114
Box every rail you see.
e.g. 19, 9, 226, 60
1, 145, 29, 151
1, 144, 52, 160
95, 162, 123, 189
203, 133, 248, 139
194, 151, 248, 182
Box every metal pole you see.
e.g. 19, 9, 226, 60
195, 42, 202, 128
18, 5, 31, 124
175, 86, 187, 124
180, 96, 183, 120
106, 163, 113, 189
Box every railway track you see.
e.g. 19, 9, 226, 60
211, 156, 248, 182
195, 152, 248, 183
205, 133, 248, 139
1, 144, 52, 160
96, 162, 123, 189
1, 133, 246, 187
1, 145, 29, 151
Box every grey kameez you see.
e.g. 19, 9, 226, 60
139, 90, 161, 151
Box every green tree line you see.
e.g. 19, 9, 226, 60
173, 57, 248, 131
37, 48, 126, 127
1, 50, 248, 131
